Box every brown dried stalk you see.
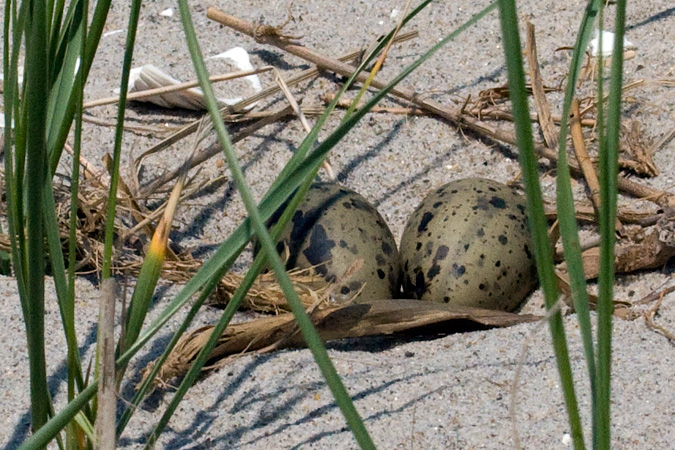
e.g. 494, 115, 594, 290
95, 278, 117, 450
556, 218, 675, 281
569, 98, 624, 234
570, 98, 602, 212
526, 22, 558, 149
644, 293, 675, 341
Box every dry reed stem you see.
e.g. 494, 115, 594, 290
570, 98, 602, 210
272, 67, 336, 180
644, 291, 675, 341
526, 22, 558, 149
82, 114, 169, 135
95, 278, 117, 450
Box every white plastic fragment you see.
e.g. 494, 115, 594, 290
390, 9, 400, 19
159, 8, 174, 17
588, 29, 636, 57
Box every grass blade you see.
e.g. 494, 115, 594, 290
47, 0, 113, 175
101, 0, 141, 279
143, 2, 500, 449
23, 0, 52, 433
497, 1, 585, 448
19, 2, 497, 446
594, 1, 626, 447
554, 0, 603, 401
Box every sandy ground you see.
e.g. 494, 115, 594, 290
2, 0, 675, 448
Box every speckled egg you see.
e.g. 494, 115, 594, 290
399, 178, 537, 311
267, 182, 401, 303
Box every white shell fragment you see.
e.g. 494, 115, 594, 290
159, 8, 174, 17
207, 47, 263, 95
126, 47, 262, 111
0, 113, 14, 130
127, 64, 212, 110
588, 29, 636, 57
103, 29, 125, 38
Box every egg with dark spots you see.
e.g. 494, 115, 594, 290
266, 182, 401, 303
399, 178, 537, 311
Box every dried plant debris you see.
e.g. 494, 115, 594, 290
620, 120, 659, 177
142, 300, 540, 388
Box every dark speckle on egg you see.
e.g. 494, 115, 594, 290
418, 212, 434, 233
399, 178, 538, 312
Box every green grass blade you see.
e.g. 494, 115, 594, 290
67, 0, 88, 413
23, 0, 52, 432
116, 11, 406, 434
18, 383, 99, 450
47, 0, 113, 176
171, 52, 377, 450
147, 2, 500, 448
43, 184, 85, 384
46, 15, 85, 164
19, 2, 498, 446
101, 0, 142, 279
497, 1, 585, 448
555, 0, 603, 394
65, 7, 86, 443
114, 223, 168, 377
121, 1, 439, 439
3, 0, 28, 306
593, 13, 607, 450
173, 0, 380, 444
116, 0, 499, 377
47, 0, 67, 61
594, 2, 626, 447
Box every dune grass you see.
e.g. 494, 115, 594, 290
3, 0, 626, 448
